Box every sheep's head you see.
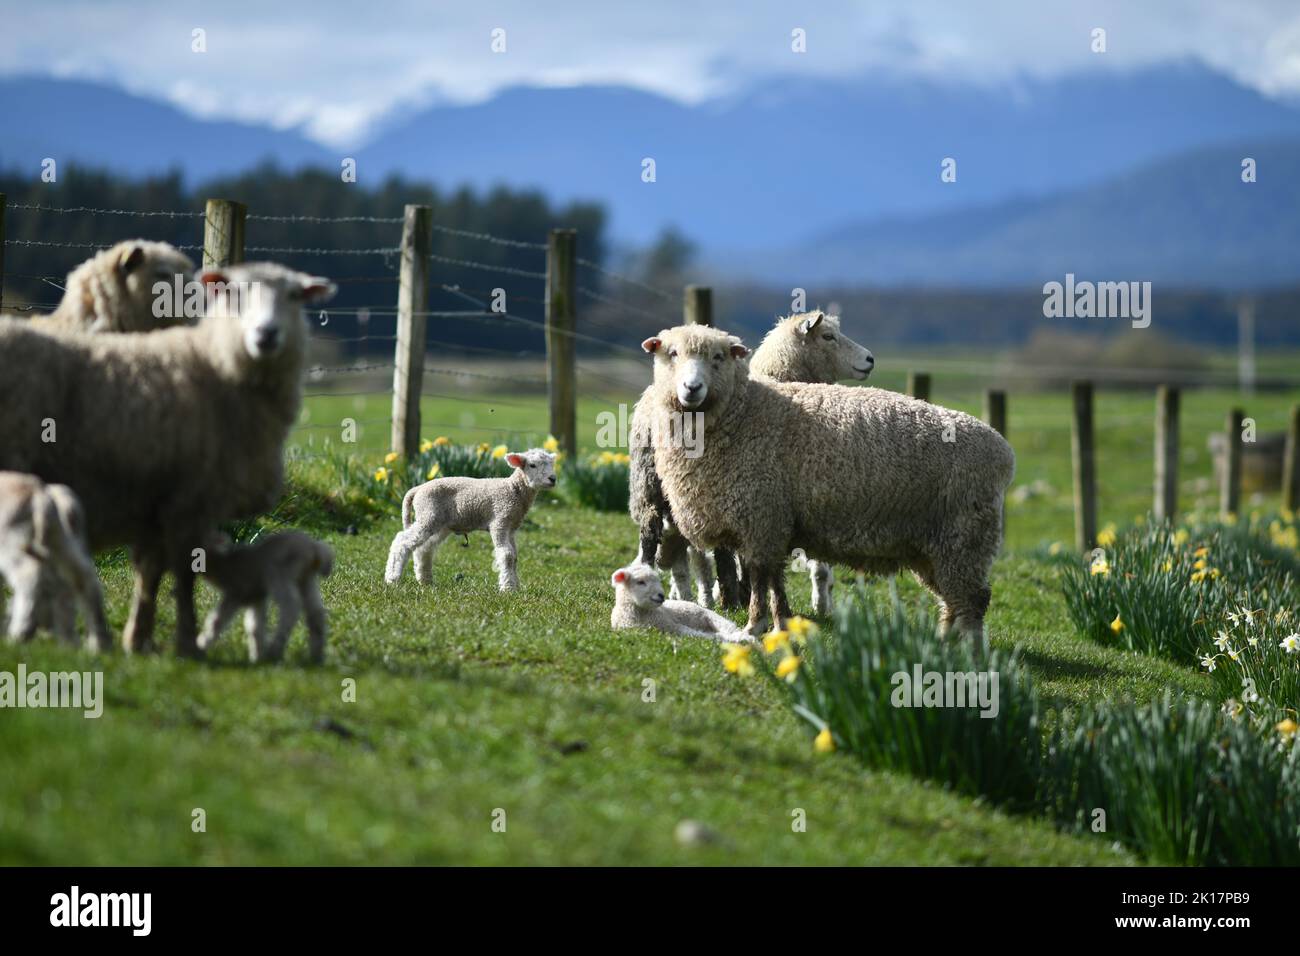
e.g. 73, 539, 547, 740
753, 311, 875, 383
642, 325, 749, 413
71, 240, 196, 332
200, 263, 336, 361
505, 448, 557, 489
610, 564, 665, 609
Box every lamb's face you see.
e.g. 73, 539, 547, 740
201, 263, 336, 361
506, 449, 558, 489
791, 312, 875, 382
642, 326, 749, 413
611, 565, 665, 609
115, 242, 196, 327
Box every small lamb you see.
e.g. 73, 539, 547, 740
610, 564, 746, 641
385, 449, 556, 592
197, 531, 334, 664
0, 472, 110, 651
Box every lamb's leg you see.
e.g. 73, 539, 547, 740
385, 520, 433, 584
413, 529, 449, 586
490, 524, 519, 592
809, 560, 833, 616
243, 602, 268, 663
123, 547, 163, 654
198, 593, 242, 653
48, 586, 78, 647
302, 578, 328, 665
688, 547, 716, 609
3, 558, 41, 643
265, 583, 302, 662
713, 547, 743, 609
64, 544, 111, 653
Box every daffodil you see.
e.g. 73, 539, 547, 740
1276, 718, 1298, 739
1200, 654, 1217, 672
1280, 634, 1300, 655
1096, 524, 1117, 547
476, 442, 490, 454
786, 616, 818, 644
1048, 541, 1064, 556
1222, 698, 1243, 719
721, 643, 754, 677
1090, 557, 1110, 576
1109, 613, 1124, 634
1193, 557, 1208, 570
434, 436, 451, 447
1193, 546, 1210, 558
419, 438, 433, 453
427, 463, 441, 480
776, 656, 801, 682
373, 466, 389, 482
1173, 529, 1190, 547
762, 630, 790, 654
1214, 630, 1231, 651
1161, 558, 1173, 573
543, 435, 560, 453
384, 451, 400, 464
491, 445, 508, 460
814, 728, 835, 753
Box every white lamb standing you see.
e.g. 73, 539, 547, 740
609, 563, 745, 641
385, 449, 556, 592
197, 530, 334, 664
0, 472, 110, 652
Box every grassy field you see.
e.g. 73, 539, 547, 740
0, 376, 1295, 865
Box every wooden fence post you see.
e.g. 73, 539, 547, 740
0, 192, 6, 313
906, 372, 931, 402
684, 285, 712, 326
390, 204, 432, 459
202, 198, 246, 268
1071, 381, 1097, 552
1284, 404, 1300, 513
983, 389, 1006, 438
546, 228, 577, 456
1154, 386, 1179, 523
1221, 408, 1244, 517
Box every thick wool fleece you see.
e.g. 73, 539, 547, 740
648, 325, 1015, 636
748, 312, 872, 384
36, 240, 195, 333
609, 566, 741, 640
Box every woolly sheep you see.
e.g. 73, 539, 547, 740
641, 324, 1014, 641
609, 563, 744, 641
35, 240, 195, 333
385, 449, 557, 592
0, 472, 110, 652
197, 530, 334, 664
630, 311, 875, 613
0, 263, 337, 656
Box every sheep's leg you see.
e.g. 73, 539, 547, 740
744, 565, 772, 638
637, 512, 663, 567
657, 528, 691, 601
713, 547, 743, 609
48, 588, 79, 647
768, 567, 792, 632
172, 560, 201, 659
302, 578, 328, 665
490, 524, 519, 592
198, 593, 242, 653
265, 583, 301, 663
63, 544, 111, 653
3, 559, 41, 643
123, 548, 163, 654
688, 547, 716, 609
413, 529, 449, 586
385, 521, 433, 584
911, 565, 954, 637
809, 560, 833, 616
243, 602, 268, 663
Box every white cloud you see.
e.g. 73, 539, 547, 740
2, 0, 1299, 146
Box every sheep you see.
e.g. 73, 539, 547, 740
609, 563, 745, 641
35, 240, 196, 333
630, 310, 875, 614
0, 263, 337, 657
0, 472, 110, 652
385, 449, 557, 592
641, 324, 1014, 642
197, 531, 334, 664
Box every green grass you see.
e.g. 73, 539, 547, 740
2, 379, 1296, 865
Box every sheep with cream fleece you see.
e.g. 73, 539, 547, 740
643, 324, 1014, 640
609, 563, 744, 641
0, 263, 337, 656
35, 240, 196, 333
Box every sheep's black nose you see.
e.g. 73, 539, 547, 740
547, 476, 556, 486
257, 328, 280, 350
685, 382, 703, 395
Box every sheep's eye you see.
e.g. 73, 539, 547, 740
668, 349, 678, 359
822, 334, 835, 342
528, 463, 535, 468
712, 353, 723, 362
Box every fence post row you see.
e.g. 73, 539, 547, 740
1221, 408, 1244, 517
684, 285, 712, 326
546, 228, 578, 457
983, 389, 1006, 439
0, 192, 6, 312
202, 198, 247, 268
1071, 381, 1097, 552
1285, 404, 1300, 514
1153, 385, 1179, 523
906, 372, 931, 402
390, 205, 433, 460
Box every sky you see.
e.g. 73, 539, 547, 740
2, 0, 1300, 147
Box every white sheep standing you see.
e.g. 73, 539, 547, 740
642, 324, 1014, 640
385, 449, 557, 592
609, 563, 745, 641
197, 530, 334, 664
0, 472, 110, 652
0, 263, 337, 656
35, 240, 196, 333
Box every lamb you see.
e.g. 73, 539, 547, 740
0, 472, 110, 652
35, 240, 196, 333
0, 263, 337, 657
630, 310, 875, 614
642, 324, 1014, 641
385, 449, 557, 591
609, 563, 745, 641
197, 531, 334, 664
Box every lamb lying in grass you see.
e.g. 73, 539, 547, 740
609, 564, 745, 641
385, 449, 556, 592
197, 531, 334, 664
0, 472, 110, 652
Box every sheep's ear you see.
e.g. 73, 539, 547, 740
611, 569, 628, 586
729, 343, 749, 359
199, 270, 227, 287
118, 245, 146, 274
300, 277, 337, 305
798, 312, 824, 336
505, 452, 525, 468
641, 337, 662, 354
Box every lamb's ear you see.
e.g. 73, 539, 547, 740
300, 276, 337, 305
729, 342, 750, 359
505, 452, 525, 468
199, 270, 227, 287
118, 244, 146, 274
641, 337, 662, 354
798, 312, 824, 336
611, 569, 628, 586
